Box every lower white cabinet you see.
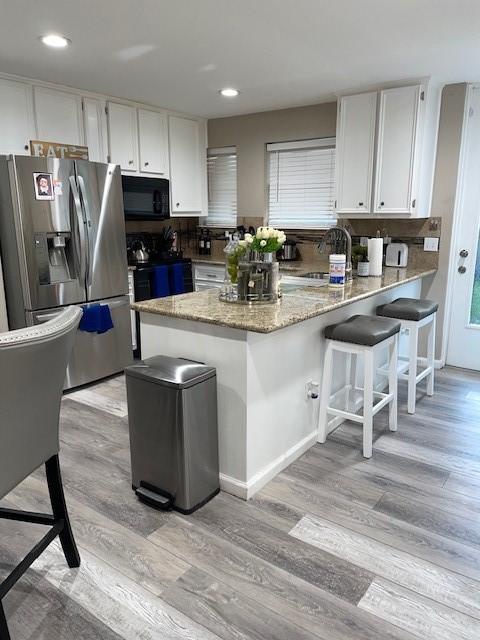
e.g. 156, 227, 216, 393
128, 271, 137, 350
107, 102, 138, 171
169, 116, 204, 216
34, 86, 84, 145
0, 78, 36, 155
193, 263, 224, 290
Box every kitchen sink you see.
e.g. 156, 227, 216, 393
298, 271, 329, 279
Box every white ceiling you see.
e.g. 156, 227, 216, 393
0, 0, 479, 118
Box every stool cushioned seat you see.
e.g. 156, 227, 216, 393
376, 297, 438, 321
324, 314, 401, 347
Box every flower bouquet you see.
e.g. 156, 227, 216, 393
220, 227, 287, 304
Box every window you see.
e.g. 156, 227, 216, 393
206, 146, 237, 227
267, 138, 336, 229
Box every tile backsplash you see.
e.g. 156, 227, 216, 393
126, 215, 441, 271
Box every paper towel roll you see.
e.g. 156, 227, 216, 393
368, 238, 383, 276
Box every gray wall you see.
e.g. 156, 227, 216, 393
208, 102, 337, 218
423, 83, 467, 359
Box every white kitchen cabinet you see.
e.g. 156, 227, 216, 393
335, 92, 377, 214
193, 263, 224, 290
138, 109, 169, 175
0, 78, 36, 155
127, 271, 137, 350
34, 87, 84, 145
107, 102, 138, 171
336, 82, 441, 218
374, 85, 422, 215
83, 97, 108, 162
169, 115, 204, 215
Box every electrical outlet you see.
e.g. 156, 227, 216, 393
424, 237, 439, 252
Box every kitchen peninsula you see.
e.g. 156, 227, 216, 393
133, 267, 435, 499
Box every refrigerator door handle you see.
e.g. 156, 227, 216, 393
77, 175, 93, 288
69, 175, 87, 288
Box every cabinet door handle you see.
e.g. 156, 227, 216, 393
144, 161, 149, 166
380, 201, 385, 206
128, 160, 134, 165
358, 202, 364, 206
458, 266, 467, 274
176, 202, 180, 208
24, 144, 29, 151
460, 249, 469, 258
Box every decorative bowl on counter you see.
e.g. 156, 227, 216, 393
220, 227, 286, 304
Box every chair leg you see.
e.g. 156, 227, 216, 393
318, 342, 334, 443
407, 325, 419, 414
427, 314, 436, 397
45, 455, 80, 569
0, 600, 10, 640
388, 335, 398, 432
363, 350, 374, 458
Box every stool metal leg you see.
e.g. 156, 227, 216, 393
0, 601, 10, 640
427, 313, 436, 397
45, 455, 80, 569
407, 325, 419, 414
363, 350, 374, 458
318, 342, 334, 443
389, 334, 399, 432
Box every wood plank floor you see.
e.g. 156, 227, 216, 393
2, 366, 480, 639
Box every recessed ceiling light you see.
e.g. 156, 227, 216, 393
40, 34, 71, 48
219, 88, 239, 97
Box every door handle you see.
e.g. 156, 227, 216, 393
458, 265, 467, 274
78, 176, 92, 287
459, 249, 469, 258
69, 175, 87, 287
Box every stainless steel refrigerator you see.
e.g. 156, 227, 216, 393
0, 155, 133, 389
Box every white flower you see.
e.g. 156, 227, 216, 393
277, 232, 286, 244
260, 239, 267, 247
268, 227, 277, 238
244, 233, 254, 244
238, 239, 247, 247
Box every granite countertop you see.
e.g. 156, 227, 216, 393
132, 267, 436, 334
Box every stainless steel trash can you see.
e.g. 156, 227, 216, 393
125, 355, 219, 513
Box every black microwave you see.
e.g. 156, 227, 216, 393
122, 176, 170, 221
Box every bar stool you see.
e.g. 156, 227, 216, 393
376, 298, 438, 414
318, 315, 401, 458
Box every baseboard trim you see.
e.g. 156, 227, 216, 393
219, 430, 318, 500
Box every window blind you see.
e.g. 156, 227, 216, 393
206, 146, 237, 227
267, 138, 336, 229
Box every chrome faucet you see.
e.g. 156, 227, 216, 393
317, 225, 353, 281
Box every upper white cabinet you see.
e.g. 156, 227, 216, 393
107, 102, 138, 171
168, 115, 204, 215
335, 92, 377, 214
138, 109, 169, 175
0, 78, 36, 155
336, 82, 441, 218
83, 97, 108, 163
34, 87, 84, 145
374, 85, 422, 215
